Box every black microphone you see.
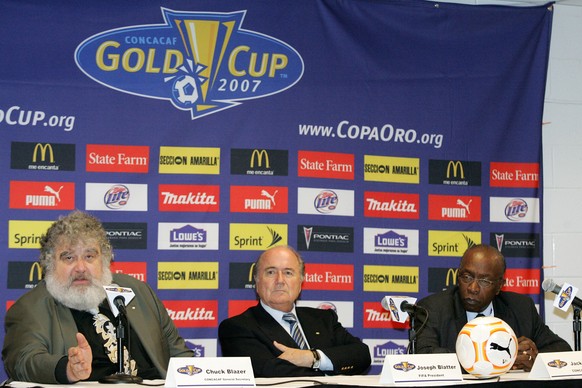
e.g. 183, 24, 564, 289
113, 295, 127, 315
542, 278, 582, 309
400, 300, 418, 314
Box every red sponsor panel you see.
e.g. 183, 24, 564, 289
502, 268, 540, 294
363, 191, 419, 219
86, 144, 150, 173
428, 194, 481, 222
490, 162, 539, 188
230, 185, 288, 213
297, 150, 354, 180
158, 184, 220, 212
6, 301, 15, 311
162, 300, 218, 328
302, 263, 354, 291
9, 180, 75, 210
110, 261, 148, 282
362, 302, 409, 329
228, 300, 257, 318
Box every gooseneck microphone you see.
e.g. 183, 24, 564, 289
113, 295, 127, 316
542, 278, 582, 309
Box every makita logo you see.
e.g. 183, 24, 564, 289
161, 191, 217, 205
166, 307, 215, 321
366, 198, 416, 213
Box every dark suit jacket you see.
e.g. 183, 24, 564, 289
414, 286, 572, 354
218, 303, 371, 377
2, 273, 194, 383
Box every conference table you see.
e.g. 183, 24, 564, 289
5, 371, 582, 388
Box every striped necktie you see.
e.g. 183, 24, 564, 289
282, 313, 307, 349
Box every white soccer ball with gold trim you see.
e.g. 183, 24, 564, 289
455, 316, 518, 378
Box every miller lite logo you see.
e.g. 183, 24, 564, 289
104, 185, 130, 209
314, 190, 338, 213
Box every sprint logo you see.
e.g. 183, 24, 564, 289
75, 9, 304, 119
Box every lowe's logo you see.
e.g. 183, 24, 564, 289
75, 9, 304, 119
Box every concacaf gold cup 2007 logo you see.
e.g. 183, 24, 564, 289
75, 8, 304, 119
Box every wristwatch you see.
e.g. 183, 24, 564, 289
311, 349, 321, 369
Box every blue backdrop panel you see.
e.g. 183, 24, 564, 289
0, 0, 551, 378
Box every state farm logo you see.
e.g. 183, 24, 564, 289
302, 263, 354, 291
163, 300, 218, 328
502, 268, 540, 294
110, 261, 147, 282
428, 194, 481, 222
159, 184, 219, 212
230, 185, 288, 213
297, 150, 354, 180
490, 162, 539, 188
363, 302, 408, 329
364, 191, 419, 219
86, 183, 148, 211
297, 187, 354, 216
86, 144, 149, 173
9, 181, 75, 210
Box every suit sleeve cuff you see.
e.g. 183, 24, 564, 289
55, 356, 72, 384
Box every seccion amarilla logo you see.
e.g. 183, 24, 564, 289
75, 8, 304, 119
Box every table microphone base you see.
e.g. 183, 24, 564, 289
99, 373, 143, 384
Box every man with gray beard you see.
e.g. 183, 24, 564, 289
2, 211, 194, 384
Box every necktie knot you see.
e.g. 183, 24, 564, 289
283, 313, 297, 324
476, 313, 485, 318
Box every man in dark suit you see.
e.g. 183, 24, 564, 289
218, 245, 371, 377
415, 244, 571, 371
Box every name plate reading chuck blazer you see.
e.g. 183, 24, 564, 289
165, 357, 255, 387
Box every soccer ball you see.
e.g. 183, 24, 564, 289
172, 75, 199, 105
455, 316, 517, 378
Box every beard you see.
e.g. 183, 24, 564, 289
45, 266, 113, 312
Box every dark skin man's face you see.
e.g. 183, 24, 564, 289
457, 248, 505, 313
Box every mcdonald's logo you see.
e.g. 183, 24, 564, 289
446, 161, 464, 179
250, 149, 269, 168
33, 143, 55, 163
445, 268, 458, 287
248, 262, 256, 282
28, 261, 43, 282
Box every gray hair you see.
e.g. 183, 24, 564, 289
39, 210, 113, 274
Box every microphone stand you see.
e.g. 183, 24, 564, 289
574, 307, 581, 351
99, 312, 143, 384
408, 312, 416, 354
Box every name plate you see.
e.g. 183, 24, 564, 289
165, 357, 255, 387
380, 353, 463, 384
529, 351, 582, 379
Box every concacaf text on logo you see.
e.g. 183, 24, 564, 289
75, 9, 304, 119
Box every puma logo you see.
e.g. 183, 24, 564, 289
44, 185, 63, 202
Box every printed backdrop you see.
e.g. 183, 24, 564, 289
0, 0, 551, 377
